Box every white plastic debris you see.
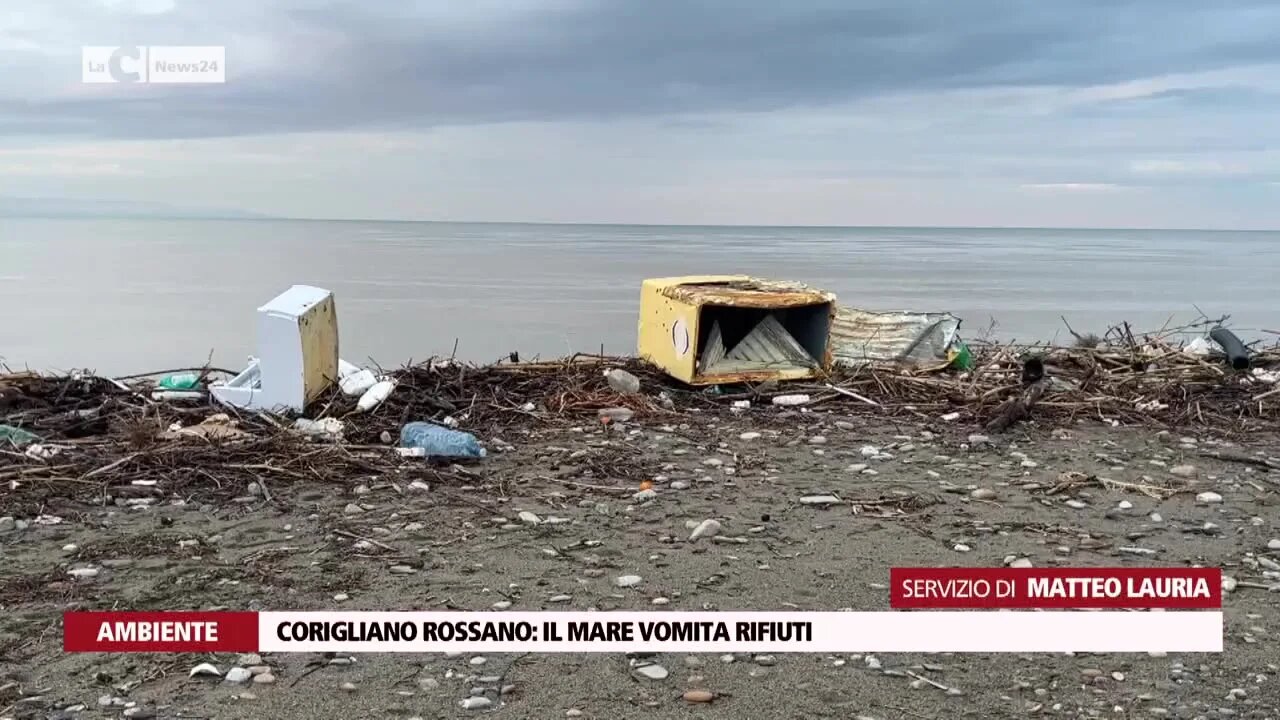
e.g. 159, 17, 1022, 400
1251, 368, 1280, 384
356, 379, 396, 412
340, 369, 377, 396
771, 394, 810, 406
338, 359, 362, 379
189, 663, 222, 678
1184, 337, 1212, 356
689, 519, 722, 542
293, 417, 344, 440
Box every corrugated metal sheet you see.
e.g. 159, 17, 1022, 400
831, 307, 960, 367
724, 313, 815, 367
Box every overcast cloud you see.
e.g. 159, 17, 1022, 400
2, 0, 1279, 227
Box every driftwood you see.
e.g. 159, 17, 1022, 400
986, 377, 1050, 433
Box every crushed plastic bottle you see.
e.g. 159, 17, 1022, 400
158, 373, 201, 390
400, 422, 486, 459
598, 407, 635, 422
604, 368, 641, 394
293, 417, 345, 440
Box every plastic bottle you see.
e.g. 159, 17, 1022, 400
598, 407, 635, 422
604, 368, 641, 394
400, 422, 487, 459
947, 339, 973, 371
158, 373, 201, 390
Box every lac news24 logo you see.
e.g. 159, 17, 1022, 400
82, 46, 225, 84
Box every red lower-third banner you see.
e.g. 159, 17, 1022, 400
890, 567, 1222, 609
63, 611, 259, 652
64, 609, 1223, 654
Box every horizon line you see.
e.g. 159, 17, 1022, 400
4, 213, 1278, 233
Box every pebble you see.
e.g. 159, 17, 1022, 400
846, 463, 869, 473
720, 654, 735, 664
941, 412, 960, 421
253, 673, 275, 685
67, 567, 99, 579
224, 667, 253, 684
967, 434, 990, 446
61, 543, 79, 554
683, 689, 715, 703
460, 698, 492, 710
634, 663, 669, 680
0, 516, 14, 533
800, 495, 841, 506
1170, 465, 1197, 477
633, 489, 658, 502
549, 594, 572, 603
1009, 557, 1034, 568
1112, 671, 1126, 681
809, 436, 827, 445
615, 575, 643, 588
389, 565, 417, 574
340, 682, 357, 692
566, 710, 584, 718
342, 503, 363, 515
1020, 459, 1039, 468
518, 511, 542, 525
492, 600, 512, 610
690, 519, 722, 541
969, 488, 997, 501
1223, 575, 1238, 592
333, 593, 350, 602
1065, 500, 1088, 509
1196, 491, 1224, 504
953, 544, 972, 553
1268, 539, 1280, 551
739, 432, 761, 441
1150, 512, 1163, 522
1118, 500, 1133, 510
470, 656, 487, 666
671, 480, 690, 490
860, 445, 880, 457
754, 654, 776, 666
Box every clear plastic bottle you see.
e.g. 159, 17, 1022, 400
400, 422, 486, 459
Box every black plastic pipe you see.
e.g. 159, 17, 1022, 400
1209, 327, 1250, 370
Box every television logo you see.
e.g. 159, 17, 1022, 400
82, 46, 225, 84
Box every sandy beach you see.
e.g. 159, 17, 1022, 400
2, 354, 1279, 720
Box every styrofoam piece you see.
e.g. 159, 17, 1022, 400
357, 379, 396, 412
340, 369, 377, 396
338, 359, 361, 379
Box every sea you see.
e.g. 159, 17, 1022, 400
2, 218, 1277, 375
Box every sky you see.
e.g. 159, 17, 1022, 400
3, 0, 1280, 228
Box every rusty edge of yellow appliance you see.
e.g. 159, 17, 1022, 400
637, 275, 837, 385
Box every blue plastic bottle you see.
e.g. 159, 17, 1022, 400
400, 422, 487, 459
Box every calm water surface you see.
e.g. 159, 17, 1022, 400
2, 219, 1276, 374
